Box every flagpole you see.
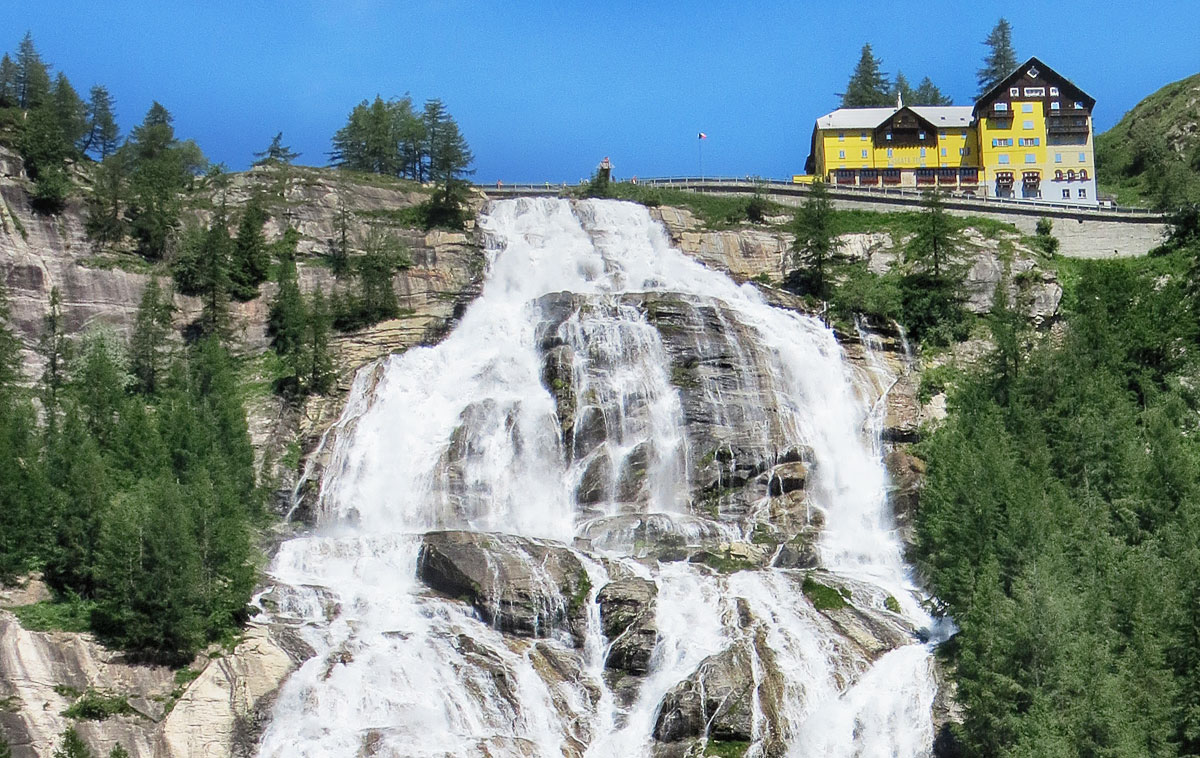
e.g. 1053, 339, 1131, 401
698, 135, 704, 181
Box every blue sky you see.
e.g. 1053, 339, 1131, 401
6, 1, 1197, 183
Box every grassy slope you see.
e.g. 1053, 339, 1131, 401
1096, 72, 1200, 205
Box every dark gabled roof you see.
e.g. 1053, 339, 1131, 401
973, 56, 1096, 114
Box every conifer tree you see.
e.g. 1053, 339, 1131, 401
80, 85, 120, 159
841, 44, 891, 107
912, 77, 954, 106
302, 290, 334, 395
890, 71, 913, 105
125, 102, 206, 259
977, 18, 1018, 96
0, 53, 18, 107
85, 151, 128, 245
268, 246, 306, 393
50, 72, 88, 150
73, 330, 129, 445
229, 194, 270, 300
905, 191, 964, 280
43, 404, 111, 597
422, 99, 474, 228
791, 180, 843, 299
15, 32, 51, 109
129, 277, 174, 395
252, 132, 300, 166
195, 205, 233, 338
18, 105, 72, 211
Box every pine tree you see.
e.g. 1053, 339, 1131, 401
302, 290, 335, 395
354, 228, 406, 325
73, 330, 129, 445
252, 131, 300, 166
0, 53, 18, 107
841, 44, 892, 107
18, 105, 72, 211
85, 151, 128, 246
0, 278, 49, 579
129, 277, 174, 395
422, 99, 474, 228
15, 32, 51, 109
905, 191, 964, 280
43, 404, 111, 598
912, 77, 954, 106
268, 248, 306, 394
890, 71, 913, 105
125, 102, 207, 259
791, 180, 843, 299
195, 204, 233, 339
229, 195, 270, 301
50, 72, 88, 150
977, 18, 1018, 96
80, 85, 120, 159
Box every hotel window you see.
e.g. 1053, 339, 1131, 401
1022, 103, 1034, 113
1078, 188, 1087, 198
1051, 101, 1060, 110
1010, 87, 1020, 96
1062, 189, 1070, 199
886, 132, 893, 140
961, 130, 968, 137
839, 150, 845, 159
1025, 154, 1036, 164
1074, 101, 1084, 109
920, 147, 927, 157
862, 149, 868, 158
995, 102, 1009, 111
1050, 87, 1059, 96
1023, 120, 1034, 130
998, 154, 1010, 165
1024, 87, 1045, 97
939, 131, 946, 138
1079, 152, 1086, 162
887, 148, 894, 157
861, 132, 867, 140
838, 132, 845, 141
1055, 153, 1063, 163
941, 147, 947, 156
918, 131, 926, 140
960, 147, 970, 156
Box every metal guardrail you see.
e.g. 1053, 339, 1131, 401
477, 178, 1164, 220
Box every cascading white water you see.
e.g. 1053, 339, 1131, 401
256, 198, 939, 757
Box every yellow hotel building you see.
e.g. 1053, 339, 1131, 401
806, 57, 1097, 205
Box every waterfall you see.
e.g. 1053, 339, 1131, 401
256, 198, 938, 757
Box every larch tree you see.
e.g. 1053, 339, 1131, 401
15, 32, 51, 109
80, 85, 120, 159
977, 18, 1018, 96
0, 53, 18, 107
791, 180, 844, 299
129, 277, 175, 395
841, 44, 892, 107
252, 132, 300, 166
50, 72, 88, 150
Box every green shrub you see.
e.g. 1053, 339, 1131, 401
62, 689, 134, 721
8, 598, 95, 634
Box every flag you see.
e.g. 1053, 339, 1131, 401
698, 132, 708, 140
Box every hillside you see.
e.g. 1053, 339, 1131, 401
1096, 72, 1200, 207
